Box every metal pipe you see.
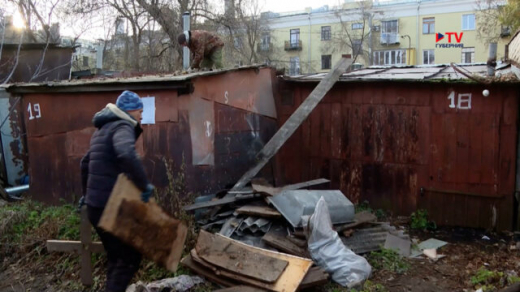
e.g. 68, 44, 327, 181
487, 42, 497, 76
182, 12, 191, 70
308, 12, 311, 73
416, 0, 421, 65
5, 184, 29, 195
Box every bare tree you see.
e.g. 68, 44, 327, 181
134, 0, 209, 69
197, 0, 275, 67
1, 0, 74, 83
476, 0, 507, 45
328, 1, 373, 68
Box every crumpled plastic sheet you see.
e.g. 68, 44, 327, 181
303, 197, 372, 288
126, 275, 205, 292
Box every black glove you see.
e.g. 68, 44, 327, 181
77, 196, 85, 213
141, 184, 154, 203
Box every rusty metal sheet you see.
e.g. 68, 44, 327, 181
276, 80, 517, 229
0, 90, 27, 185
14, 67, 278, 212
189, 97, 214, 166
196, 68, 277, 119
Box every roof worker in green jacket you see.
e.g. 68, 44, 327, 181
178, 30, 224, 71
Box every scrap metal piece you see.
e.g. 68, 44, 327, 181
268, 190, 354, 228
239, 217, 272, 234
219, 217, 244, 237
410, 238, 448, 258
341, 226, 389, 254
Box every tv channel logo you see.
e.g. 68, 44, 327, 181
435, 32, 464, 48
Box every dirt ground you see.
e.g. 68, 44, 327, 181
1, 221, 519, 292
369, 227, 520, 292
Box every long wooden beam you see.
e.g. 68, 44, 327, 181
229, 58, 352, 192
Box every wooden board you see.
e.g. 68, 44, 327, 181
262, 231, 310, 259
229, 58, 353, 192
99, 174, 187, 272
298, 267, 329, 290
180, 255, 238, 287
335, 211, 377, 232
252, 178, 331, 196
195, 231, 313, 292
196, 230, 288, 283
213, 286, 267, 292
46, 240, 105, 254
235, 205, 282, 218
191, 249, 279, 291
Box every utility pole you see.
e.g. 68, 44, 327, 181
183, 12, 190, 70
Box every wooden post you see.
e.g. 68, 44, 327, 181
46, 206, 104, 286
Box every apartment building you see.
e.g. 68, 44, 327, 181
265, 0, 511, 75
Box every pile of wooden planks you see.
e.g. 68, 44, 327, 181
181, 230, 328, 291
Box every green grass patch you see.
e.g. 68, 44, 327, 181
367, 248, 410, 274
470, 267, 520, 291
0, 200, 83, 243
410, 209, 436, 230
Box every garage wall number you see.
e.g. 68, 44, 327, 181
447, 91, 472, 110
27, 103, 42, 120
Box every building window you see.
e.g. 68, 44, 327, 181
234, 37, 242, 49
382, 20, 398, 34
83, 56, 89, 67
260, 34, 270, 51
289, 57, 300, 75
321, 26, 331, 41
352, 23, 363, 30
423, 17, 435, 34
290, 29, 300, 48
322, 55, 332, 70
352, 39, 362, 56
461, 47, 475, 63
373, 49, 406, 66
423, 50, 434, 64
462, 14, 475, 30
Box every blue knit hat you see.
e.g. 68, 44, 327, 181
116, 90, 143, 111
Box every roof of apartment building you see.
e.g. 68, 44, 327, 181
283, 63, 518, 83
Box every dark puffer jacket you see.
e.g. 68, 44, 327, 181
80, 104, 149, 208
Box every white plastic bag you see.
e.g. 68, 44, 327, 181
304, 197, 372, 288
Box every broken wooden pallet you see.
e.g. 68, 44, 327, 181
181, 255, 239, 287
99, 174, 187, 272
191, 231, 313, 292
196, 230, 288, 283
191, 249, 280, 291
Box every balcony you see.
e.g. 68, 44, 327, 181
380, 33, 400, 45
284, 40, 302, 51
257, 43, 273, 53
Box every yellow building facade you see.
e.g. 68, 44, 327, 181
266, 0, 511, 75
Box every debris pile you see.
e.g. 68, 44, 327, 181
180, 178, 410, 291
